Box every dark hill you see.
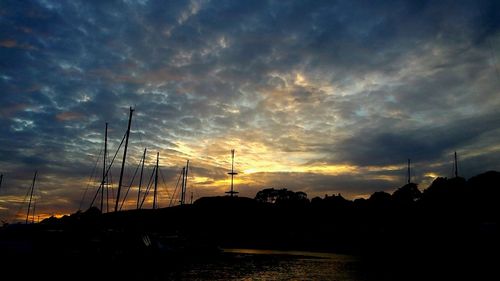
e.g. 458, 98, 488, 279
1, 170, 498, 280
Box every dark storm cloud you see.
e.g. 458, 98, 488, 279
1, 0, 500, 220
332, 113, 500, 166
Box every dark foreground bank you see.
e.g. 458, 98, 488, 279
1, 171, 498, 280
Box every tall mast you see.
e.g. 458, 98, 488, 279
101, 122, 108, 213
153, 152, 159, 209
32, 194, 36, 224
0, 174, 3, 192
180, 167, 185, 205
182, 160, 189, 205
106, 183, 109, 213
454, 151, 458, 178
26, 171, 37, 224
137, 148, 147, 209
115, 107, 134, 212
226, 149, 238, 197
407, 159, 411, 184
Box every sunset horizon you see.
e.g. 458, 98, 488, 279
1, 1, 499, 224
1, 104, 497, 222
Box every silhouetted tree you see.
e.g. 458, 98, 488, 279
421, 177, 465, 206
353, 198, 366, 205
323, 193, 351, 208
466, 171, 500, 220
255, 188, 279, 203
392, 183, 421, 204
296, 191, 308, 200
255, 188, 309, 205
467, 171, 500, 200
311, 196, 323, 205
369, 191, 391, 204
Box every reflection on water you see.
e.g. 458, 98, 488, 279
155, 248, 369, 281
223, 248, 359, 260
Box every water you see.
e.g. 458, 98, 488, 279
22, 247, 488, 280
151, 248, 370, 281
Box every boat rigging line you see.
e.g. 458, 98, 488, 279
100, 122, 108, 213
137, 148, 147, 209
25, 171, 37, 224
115, 107, 134, 212
158, 167, 171, 206
89, 129, 127, 209
180, 160, 189, 205
78, 148, 102, 211
153, 152, 159, 209
139, 164, 157, 209
119, 153, 145, 211
169, 168, 183, 207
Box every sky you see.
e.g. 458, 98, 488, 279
1, 0, 499, 221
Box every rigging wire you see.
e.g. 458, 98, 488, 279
139, 166, 156, 209
78, 148, 102, 211
158, 167, 171, 206
13, 179, 34, 222
119, 158, 143, 211
31, 189, 37, 223
89, 131, 127, 208
139, 165, 156, 209
169, 169, 183, 207
106, 172, 110, 213
109, 170, 115, 210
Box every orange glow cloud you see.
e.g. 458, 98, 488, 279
56, 111, 85, 121
0, 39, 17, 48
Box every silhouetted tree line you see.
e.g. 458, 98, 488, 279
253, 171, 498, 215
31, 170, 499, 253
255, 188, 308, 205
244, 171, 499, 279
192, 171, 498, 254
2, 170, 498, 279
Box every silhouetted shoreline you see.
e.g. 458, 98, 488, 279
1, 170, 498, 280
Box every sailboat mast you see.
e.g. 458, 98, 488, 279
137, 148, 147, 209
32, 195, 36, 224
183, 160, 189, 205
231, 149, 234, 194
454, 151, 458, 178
115, 107, 134, 212
230, 150, 235, 196
0, 174, 3, 192
407, 159, 411, 184
153, 152, 159, 209
101, 122, 108, 212
225, 150, 238, 197
25, 171, 37, 224
180, 167, 185, 205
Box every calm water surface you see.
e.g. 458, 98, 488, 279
154, 248, 371, 281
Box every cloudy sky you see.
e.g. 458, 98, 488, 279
1, 0, 499, 221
